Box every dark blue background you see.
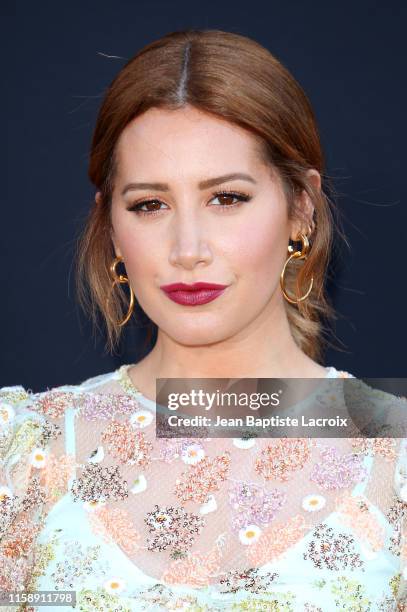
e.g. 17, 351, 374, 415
3, 1, 406, 391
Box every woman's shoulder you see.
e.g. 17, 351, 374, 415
0, 365, 141, 432
325, 365, 356, 378
0, 365, 125, 401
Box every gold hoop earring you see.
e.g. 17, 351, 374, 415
280, 232, 314, 304
106, 256, 135, 326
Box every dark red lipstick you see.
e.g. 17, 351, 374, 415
160, 282, 229, 306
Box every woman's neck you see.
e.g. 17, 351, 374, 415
127, 309, 327, 400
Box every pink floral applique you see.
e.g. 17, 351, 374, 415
1, 514, 40, 558
174, 452, 231, 503
157, 438, 205, 464
44, 453, 76, 504
309, 445, 367, 490
32, 390, 75, 419
351, 438, 397, 461
254, 438, 312, 482
0, 553, 29, 590
246, 514, 309, 565
101, 420, 152, 466
335, 492, 386, 551
228, 480, 287, 531
89, 506, 141, 555
76, 393, 139, 421
157, 439, 184, 463
161, 543, 223, 587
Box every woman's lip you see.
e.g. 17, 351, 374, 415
160, 282, 228, 291
161, 287, 227, 306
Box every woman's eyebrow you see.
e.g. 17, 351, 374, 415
120, 172, 257, 197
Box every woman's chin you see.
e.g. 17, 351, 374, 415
163, 325, 232, 347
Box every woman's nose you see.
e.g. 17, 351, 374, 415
168, 212, 212, 270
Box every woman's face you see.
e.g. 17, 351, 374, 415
109, 105, 315, 346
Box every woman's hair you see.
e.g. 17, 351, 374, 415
75, 28, 346, 362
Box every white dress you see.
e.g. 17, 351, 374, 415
0, 364, 406, 611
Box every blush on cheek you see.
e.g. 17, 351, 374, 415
233, 215, 287, 273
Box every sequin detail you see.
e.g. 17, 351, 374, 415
246, 515, 309, 565
70, 464, 128, 502
309, 445, 368, 490
32, 390, 76, 419
255, 439, 312, 482
101, 420, 153, 466
144, 504, 205, 554
1, 367, 404, 610
161, 543, 223, 587
228, 480, 287, 531
76, 392, 140, 421
351, 437, 397, 461
89, 506, 141, 555
217, 568, 279, 595
303, 523, 364, 571
174, 452, 231, 503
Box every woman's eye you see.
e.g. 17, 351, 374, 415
210, 192, 251, 209
128, 200, 167, 216
127, 191, 251, 217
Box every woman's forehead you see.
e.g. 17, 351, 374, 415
118, 107, 260, 157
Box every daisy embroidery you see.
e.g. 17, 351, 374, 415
30, 447, 48, 469
0, 486, 13, 502
399, 484, 407, 502
233, 437, 257, 449
181, 442, 205, 464
131, 474, 147, 494
302, 494, 326, 512
239, 524, 262, 545
130, 409, 154, 428
199, 494, 217, 514
88, 446, 105, 464
104, 577, 126, 595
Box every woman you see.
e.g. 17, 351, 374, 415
1, 29, 405, 611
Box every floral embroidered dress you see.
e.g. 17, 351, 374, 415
0, 365, 406, 611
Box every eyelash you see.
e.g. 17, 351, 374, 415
127, 190, 252, 217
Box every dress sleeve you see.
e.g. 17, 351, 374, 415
394, 435, 407, 606
0, 385, 53, 594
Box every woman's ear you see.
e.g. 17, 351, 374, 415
306, 168, 321, 192
110, 231, 123, 259
95, 191, 103, 206
99, 191, 122, 259
289, 169, 320, 241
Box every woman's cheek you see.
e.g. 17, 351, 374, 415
233, 219, 287, 280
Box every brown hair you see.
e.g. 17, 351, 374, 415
75, 28, 346, 361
